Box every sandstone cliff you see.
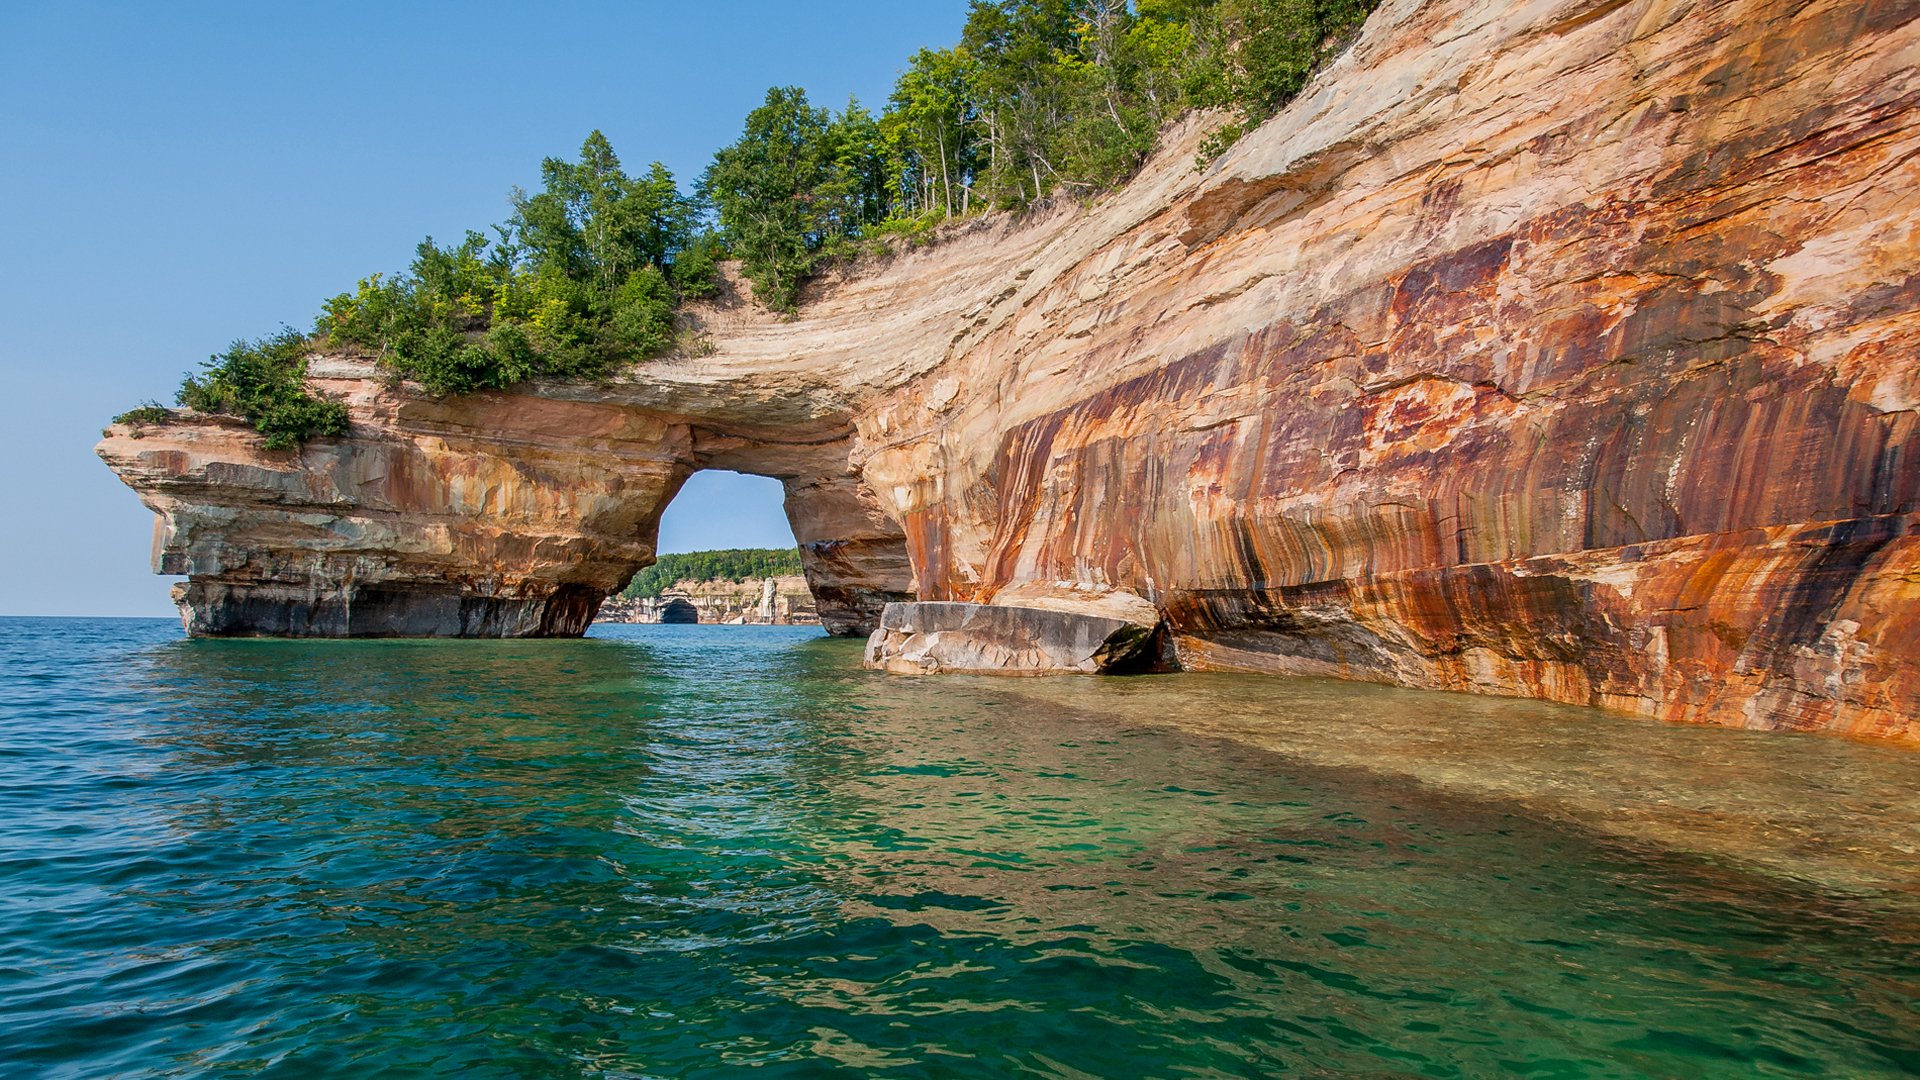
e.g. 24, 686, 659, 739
101, 0, 1920, 741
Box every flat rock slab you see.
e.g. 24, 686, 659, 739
864, 601, 1159, 675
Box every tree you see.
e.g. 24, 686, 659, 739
887, 48, 977, 217
830, 99, 895, 226
1187, 0, 1379, 156
701, 87, 847, 311
510, 131, 693, 297
962, 0, 1080, 205
312, 131, 700, 396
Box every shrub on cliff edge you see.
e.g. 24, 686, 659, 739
111, 402, 173, 426
318, 133, 707, 392
176, 329, 348, 451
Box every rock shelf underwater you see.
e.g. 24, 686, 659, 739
100, 0, 1920, 741
5, 619, 1920, 1076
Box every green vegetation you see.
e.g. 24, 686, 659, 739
703, 0, 1381, 308
1187, 0, 1382, 157
127, 0, 1378, 439
157, 134, 712, 444
319, 132, 712, 396
176, 330, 350, 450
621, 548, 805, 599
111, 403, 173, 426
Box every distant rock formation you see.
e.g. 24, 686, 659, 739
657, 596, 699, 625
596, 574, 817, 624
101, 0, 1920, 740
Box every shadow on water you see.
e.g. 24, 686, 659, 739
1, 619, 1918, 1078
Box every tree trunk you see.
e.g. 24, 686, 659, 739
936, 123, 953, 217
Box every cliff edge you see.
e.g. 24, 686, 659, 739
101, 0, 1920, 741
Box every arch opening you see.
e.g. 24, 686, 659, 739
598, 463, 915, 637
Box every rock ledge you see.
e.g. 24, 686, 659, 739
863, 602, 1162, 675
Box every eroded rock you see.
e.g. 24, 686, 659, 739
99, 0, 1920, 740
862, 602, 1161, 675
98, 378, 912, 639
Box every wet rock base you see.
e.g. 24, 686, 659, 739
864, 601, 1166, 675
174, 581, 604, 638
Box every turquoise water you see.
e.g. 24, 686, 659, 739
2, 617, 1917, 1078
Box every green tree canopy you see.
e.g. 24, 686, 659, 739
130, 1, 1382, 443
699, 88, 855, 311
699, 0, 1380, 307
620, 548, 806, 599
318, 131, 709, 396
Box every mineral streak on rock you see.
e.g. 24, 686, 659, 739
100, 0, 1920, 739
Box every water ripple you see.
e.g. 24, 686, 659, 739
0, 618, 1916, 1077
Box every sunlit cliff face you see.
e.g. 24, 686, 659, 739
102, 0, 1920, 741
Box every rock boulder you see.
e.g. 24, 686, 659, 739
863, 602, 1162, 675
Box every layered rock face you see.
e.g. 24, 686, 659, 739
99, 358, 913, 637
101, 0, 1920, 740
853, 0, 1920, 741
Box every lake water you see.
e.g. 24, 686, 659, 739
2, 616, 1916, 1077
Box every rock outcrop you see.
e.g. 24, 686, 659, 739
98, 362, 913, 637
864, 601, 1163, 676
101, 0, 1920, 741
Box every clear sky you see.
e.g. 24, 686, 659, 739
0, 1, 965, 617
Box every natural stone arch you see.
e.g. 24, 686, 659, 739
101, 358, 912, 638
98, 0, 1920, 738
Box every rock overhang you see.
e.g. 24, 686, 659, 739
100, 0, 1920, 741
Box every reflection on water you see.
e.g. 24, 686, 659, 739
0, 617, 1916, 1078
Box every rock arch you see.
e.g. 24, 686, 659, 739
98, 0, 1920, 739
99, 358, 912, 638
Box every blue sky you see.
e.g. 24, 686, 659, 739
0, 1, 965, 616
